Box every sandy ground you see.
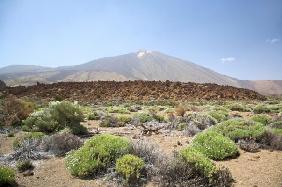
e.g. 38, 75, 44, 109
1, 122, 282, 187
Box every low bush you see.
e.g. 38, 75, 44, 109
132, 113, 154, 125
0, 165, 16, 186
269, 120, 282, 129
16, 160, 34, 172
259, 129, 282, 150
2, 96, 36, 126
253, 104, 271, 114
212, 119, 266, 142
181, 113, 217, 136
100, 115, 122, 127
65, 134, 131, 178
23, 109, 59, 133
158, 155, 210, 187
131, 140, 161, 165
107, 106, 130, 114
41, 131, 82, 156
87, 111, 100, 120
228, 103, 250, 112
117, 115, 132, 125
23, 101, 87, 135
13, 132, 45, 150
11, 138, 44, 160
175, 106, 186, 116
250, 114, 271, 125
180, 147, 217, 177
238, 139, 260, 152
116, 154, 145, 183
192, 131, 239, 160
271, 128, 282, 136
208, 110, 229, 122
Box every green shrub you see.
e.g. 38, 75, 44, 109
65, 134, 131, 178
133, 113, 154, 123
116, 154, 144, 182
191, 131, 239, 160
269, 120, 282, 129
180, 147, 217, 177
0, 165, 16, 186
23, 101, 87, 135
117, 115, 132, 125
253, 105, 271, 114
87, 111, 100, 120
212, 119, 266, 141
208, 110, 228, 122
228, 103, 250, 112
23, 109, 59, 133
250, 114, 271, 125
271, 128, 282, 136
100, 115, 121, 127
16, 160, 34, 172
107, 106, 130, 114
151, 113, 165, 122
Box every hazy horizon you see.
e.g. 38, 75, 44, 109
0, 0, 281, 80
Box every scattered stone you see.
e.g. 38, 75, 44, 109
23, 170, 34, 177
177, 141, 182, 146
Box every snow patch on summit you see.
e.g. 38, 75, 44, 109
137, 50, 152, 58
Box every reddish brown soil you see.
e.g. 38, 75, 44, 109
6, 81, 265, 102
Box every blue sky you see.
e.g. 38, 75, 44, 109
0, 0, 281, 80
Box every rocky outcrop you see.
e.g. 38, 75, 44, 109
0, 80, 6, 91
7, 80, 266, 102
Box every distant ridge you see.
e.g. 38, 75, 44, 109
0, 50, 281, 95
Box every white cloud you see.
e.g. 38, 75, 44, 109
220, 57, 236, 64
266, 38, 280, 44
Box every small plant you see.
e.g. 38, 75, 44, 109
191, 131, 239, 160
116, 154, 145, 183
65, 134, 131, 178
208, 110, 228, 122
23, 101, 87, 135
87, 111, 100, 120
212, 119, 266, 142
180, 147, 217, 177
132, 113, 154, 125
41, 131, 82, 156
175, 106, 186, 116
250, 114, 271, 125
238, 139, 260, 152
182, 113, 217, 136
253, 104, 271, 114
13, 132, 45, 150
0, 165, 16, 186
100, 115, 121, 127
269, 120, 282, 129
107, 106, 130, 114
3, 96, 36, 126
117, 115, 132, 125
16, 160, 34, 172
260, 129, 282, 150
228, 103, 250, 112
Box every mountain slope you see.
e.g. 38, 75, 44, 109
0, 50, 281, 95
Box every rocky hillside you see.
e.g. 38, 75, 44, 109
6, 81, 265, 102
